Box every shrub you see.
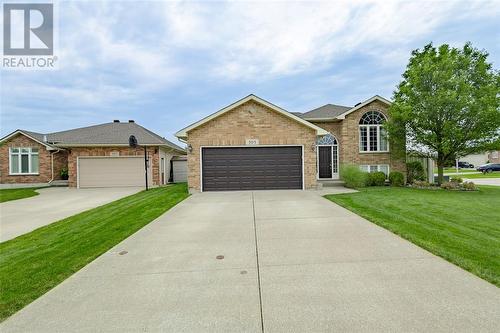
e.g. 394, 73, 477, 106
413, 180, 431, 188
450, 176, 463, 183
389, 171, 404, 186
462, 181, 477, 191
440, 181, 477, 191
406, 161, 425, 183
365, 172, 375, 186
440, 181, 459, 190
60, 167, 69, 180
340, 164, 368, 188
370, 172, 387, 186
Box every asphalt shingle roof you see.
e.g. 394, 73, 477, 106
300, 104, 352, 120
13, 122, 184, 152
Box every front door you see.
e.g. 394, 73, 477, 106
318, 146, 332, 178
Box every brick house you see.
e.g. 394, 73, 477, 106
175, 94, 405, 192
0, 121, 185, 188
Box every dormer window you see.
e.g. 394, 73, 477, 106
359, 111, 388, 152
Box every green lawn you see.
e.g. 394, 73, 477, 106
462, 172, 500, 179
0, 184, 189, 321
325, 186, 500, 286
0, 187, 40, 203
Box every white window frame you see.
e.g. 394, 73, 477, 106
358, 111, 389, 153
359, 124, 389, 153
9, 147, 39, 175
359, 164, 390, 177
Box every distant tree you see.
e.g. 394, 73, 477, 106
387, 42, 500, 184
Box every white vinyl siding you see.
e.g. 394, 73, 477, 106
172, 160, 187, 183
9, 147, 39, 175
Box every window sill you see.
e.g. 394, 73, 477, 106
9, 173, 40, 176
359, 151, 390, 154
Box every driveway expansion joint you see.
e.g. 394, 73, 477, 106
252, 191, 265, 333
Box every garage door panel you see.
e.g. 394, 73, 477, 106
202, 147, 302, 191
78, 157, 151, 188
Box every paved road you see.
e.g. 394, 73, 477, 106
1, 190, 499, 332
0, 187, 141, 242
463, 178, 500, 186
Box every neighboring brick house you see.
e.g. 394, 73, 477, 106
175, 94, 405, 192
0, 121, 185, 188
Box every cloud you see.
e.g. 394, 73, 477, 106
1, 0, 498, 137
160, 0, 495, 80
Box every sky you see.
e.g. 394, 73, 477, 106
1, 0, 499, 144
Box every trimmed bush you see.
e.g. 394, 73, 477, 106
463, 181, 477, 191
365, 172, 374, 186
371, 172, 387, 186
389, 171, 404, 186
340, 164, 367, 188
406, 161, 425, 183
450, 176, 463, 183
412, 180, 431, 188
441, 180, 477, 191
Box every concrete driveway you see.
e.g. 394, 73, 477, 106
1, 190, 499, 332
0, 187, 141, 242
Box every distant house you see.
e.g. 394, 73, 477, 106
488, 151, 500, 164
0, 121, 186, 188
459, 153, 489, 167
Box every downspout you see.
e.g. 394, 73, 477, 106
48, 149, 61, 183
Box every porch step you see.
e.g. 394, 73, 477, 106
318, 180, 345, 187
49, 180, 69, 187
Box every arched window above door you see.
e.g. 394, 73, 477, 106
317, 134, 338, 145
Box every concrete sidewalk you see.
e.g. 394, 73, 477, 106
1, 190, 499, 332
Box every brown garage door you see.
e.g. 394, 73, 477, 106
202, 146, 302, 191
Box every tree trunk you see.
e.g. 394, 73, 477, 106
437, 152, 445, 185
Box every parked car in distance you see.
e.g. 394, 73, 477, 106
477, 163, 500, 173
458, 161, 474, 168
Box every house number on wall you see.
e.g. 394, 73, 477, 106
246, 139, 259, 145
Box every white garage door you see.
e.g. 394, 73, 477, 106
78, 157, 151, 188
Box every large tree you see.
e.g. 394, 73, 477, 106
387, 42, 500, 184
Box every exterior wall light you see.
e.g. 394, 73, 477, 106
187, 144, 193, 153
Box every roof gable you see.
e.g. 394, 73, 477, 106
175, 94, 328, 139
0, 130, 56, 150
337, 95, 391, 119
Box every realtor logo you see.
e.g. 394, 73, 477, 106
2, 2, 58, 69
3, 3, 53, 55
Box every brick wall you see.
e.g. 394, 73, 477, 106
186, 100, 317, 191
67, 146, 160, 187
311, 101, 406, 174
0, 133, 68, 184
